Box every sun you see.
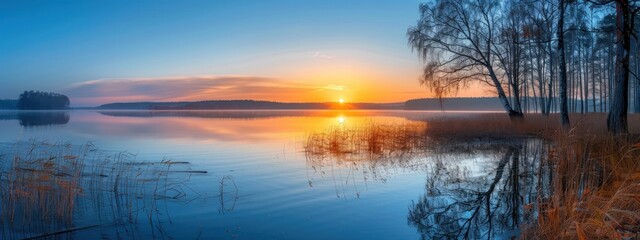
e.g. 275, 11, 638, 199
338, 98, 345, 104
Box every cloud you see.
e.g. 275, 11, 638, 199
312, 51, 334, 60
63, 75, 344, 106
318, 84, 346, 91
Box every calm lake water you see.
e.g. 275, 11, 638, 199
0, 110, 543, 239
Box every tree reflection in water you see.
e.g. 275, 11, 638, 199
0, 111, 70, 127
303, 123, 550, 239
408, 140, 550, 239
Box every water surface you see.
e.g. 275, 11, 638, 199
0, 110, 540, 239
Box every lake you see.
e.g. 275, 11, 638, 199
0, 110, 544, 239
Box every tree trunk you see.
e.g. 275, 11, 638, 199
512, 34, 523, 114
591, 49, 597, 112
558, 0, 570, 128
546, 41, 554, 115
579, 40, 585, 114
487, 66, 523, 119
636, 68, 640, 112
537, 46, 546, 114
635, 42, 640, 113
607, 0, 632, 134
600, 53, 604, 112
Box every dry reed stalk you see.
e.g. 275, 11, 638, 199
304, 121, 429, 163
0, 140, 205, 239
522, 129, 640, 239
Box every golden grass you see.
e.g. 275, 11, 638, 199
522, 133, 640, 239
426, 113, 640, 140
304, 121, 429, 163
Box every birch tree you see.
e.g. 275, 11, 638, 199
408, 0, 524, 119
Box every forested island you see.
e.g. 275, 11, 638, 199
0, 91, 70, 110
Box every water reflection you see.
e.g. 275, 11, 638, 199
408, 140, 549, 239
0, 110, 490, 143
97, 110, 444, 120
303, 123, 549, 239
0, 111, 70, 127
0, 110, 555, 239
77, 111, 422, 142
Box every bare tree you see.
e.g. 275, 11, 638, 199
521, 0, 556, 115
408, 0, 638, 126
498, 1, 528, 114
408, 0, 524, 119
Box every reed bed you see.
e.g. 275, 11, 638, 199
0, 140, 206, 239
426, 113, 640, 140
304, 121, 430, 164
522, 133, 640, 239
303, 121, 433, 196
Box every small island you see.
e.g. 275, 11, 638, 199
0, 91, 70, 110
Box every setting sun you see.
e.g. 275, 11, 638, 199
339, 98, 345, 104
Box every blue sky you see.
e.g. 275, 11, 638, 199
0, 0, 454, 106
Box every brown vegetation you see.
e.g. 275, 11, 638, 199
522, 128, 640, 239
426, 113, 640, 139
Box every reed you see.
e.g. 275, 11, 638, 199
522, 131, 640, 239
304, 121, 429, 163
0, 140, 205, 239
425, 113, 640, 140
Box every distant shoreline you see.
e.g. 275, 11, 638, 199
94, 97, 506, 111
0, 109, 505, 113
1, 97, 516, 111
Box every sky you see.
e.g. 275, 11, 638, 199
0, 0, 488, 106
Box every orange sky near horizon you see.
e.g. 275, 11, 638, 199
63, 54, 494, 106
64, 73, 494, 106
